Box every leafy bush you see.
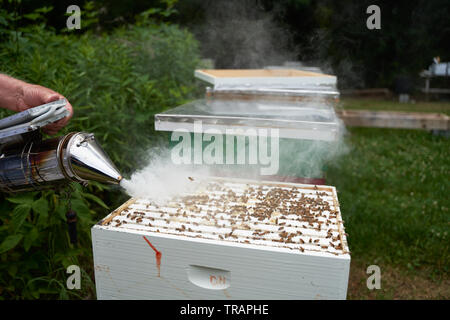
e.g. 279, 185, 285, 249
0, 8, 201, 298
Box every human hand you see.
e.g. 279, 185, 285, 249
17, 83, 73, 135
0, 74, 73, 135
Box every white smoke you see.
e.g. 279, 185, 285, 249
120, 155, 211, 201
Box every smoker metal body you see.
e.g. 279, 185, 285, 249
92, 177, 350, 299
0, 100, 122, 192
0, 132, 122, 192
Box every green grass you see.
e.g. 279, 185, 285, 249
340, 98, 450, 115
326, 127, 449, 278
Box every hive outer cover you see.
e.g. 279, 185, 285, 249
194, 69, 337, 90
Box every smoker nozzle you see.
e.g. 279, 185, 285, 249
60, 132, 123, 185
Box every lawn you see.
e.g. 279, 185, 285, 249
326, 98, 450, 299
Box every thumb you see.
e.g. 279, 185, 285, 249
42, 92, 63, 104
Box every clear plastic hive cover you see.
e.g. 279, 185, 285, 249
155, 99, 343, 141
207, 86, 340, 99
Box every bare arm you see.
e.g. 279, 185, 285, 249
0, 74, 73, 135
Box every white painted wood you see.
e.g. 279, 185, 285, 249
92, 178, 350, 300
194, 69, 337, 90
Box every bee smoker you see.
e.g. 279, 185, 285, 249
0, 99, 122, 243
0, 131, 123, 192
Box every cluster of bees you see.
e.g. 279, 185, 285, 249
107, 181, 348, 256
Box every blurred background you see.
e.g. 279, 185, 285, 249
0, 0, 448, 299
3, 0, 450, 89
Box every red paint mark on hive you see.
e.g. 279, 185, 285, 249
210, 275, 226, 286
143, 236, 162, 277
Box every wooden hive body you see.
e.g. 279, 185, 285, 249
92, 178, 350, 299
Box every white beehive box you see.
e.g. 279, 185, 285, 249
92, 178, 350, 299
194, 69, 337, 90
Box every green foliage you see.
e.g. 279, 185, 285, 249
0, 0, 53, 42
0, 5, 201, 299
136, 0, 179, 26
0, 184, 102, 299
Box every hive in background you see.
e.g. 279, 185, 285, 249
155, 68, 343, 183
92, 177, 350, 299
